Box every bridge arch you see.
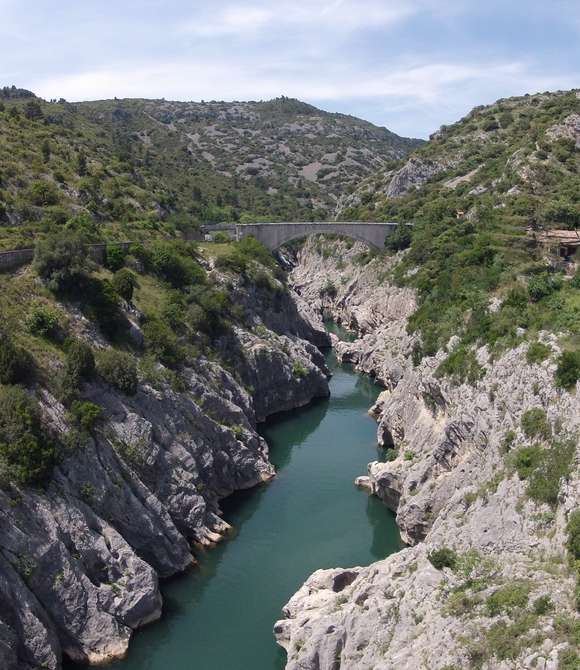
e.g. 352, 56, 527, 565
232, 222, 404, 251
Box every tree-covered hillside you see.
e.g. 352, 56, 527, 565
0, 87, 421, 250
341, 89, 580, 386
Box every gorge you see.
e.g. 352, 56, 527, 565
0, 87, 578, 670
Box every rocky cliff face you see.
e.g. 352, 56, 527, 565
276, 239, 579, 670
0, 273, 330, 669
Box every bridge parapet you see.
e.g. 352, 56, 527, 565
232, 222, 404, 250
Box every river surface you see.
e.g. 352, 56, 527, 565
75, 332, 400, 670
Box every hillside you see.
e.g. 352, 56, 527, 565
341, 89, 580, 371
0, 87, 421, 250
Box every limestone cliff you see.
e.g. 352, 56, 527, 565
0, 269, 330, 670
276, 239, 579, 670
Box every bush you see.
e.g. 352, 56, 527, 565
521, 408, 551, 441
485, 582, 530, 616
105, 245, 128, 272
34, 232, 89, 294
25, 303, 60, 340
555, 351, 580, 390
292, 362, 308, 378
142, 318, 183, 368
385, 223, 412, 252
526, 341, 551, 365
0, 386, 56, 485
567, 510, 580, 560
97, 349, 138, 395
149, 242, 204, 288
428, 547, 458, 570
112, 268, 138, 302
527, 274, 562, 302
0, 335, 33, 385
27, 181, 60, 206
533, 595, 554, 615
65, 339, 95, 385
70, 400, 102, 432
436, 346, 484, 385
514, 439, 575, 506
83, 278, 127, 339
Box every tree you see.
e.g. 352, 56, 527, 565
33, 232, 89, 293
112, 268, 138, 302
41, 139, 51, 163
77, 150, 87, 176
24, 100, 43, 121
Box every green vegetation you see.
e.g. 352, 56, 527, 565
65, 339, 95, 386
342, 89, 580, 380
555, 351, 580, 389
521, 408, 551, 441
96, 350, 138, 395
112, 268, 138, 302
526, 341, 551, 365
0, 386, 56, 485
0, 332, 33, 385
512, 438, 576, 506
428, 547, 458, 570
436, 346, 484, 385
69, 400, 102, 432
485, 581, 530, 616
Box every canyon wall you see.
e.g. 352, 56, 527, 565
276, 239, 579, 670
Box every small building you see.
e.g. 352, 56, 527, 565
534, 229, 580, 260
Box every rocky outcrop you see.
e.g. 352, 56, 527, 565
0, 275, 330, 668
277, 239, 579, 670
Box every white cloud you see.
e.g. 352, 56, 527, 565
178, 0, 416, 37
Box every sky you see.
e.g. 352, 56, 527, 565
1, 0, 580, 138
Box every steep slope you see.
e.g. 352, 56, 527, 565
278, 237, 579, 670
276, 91, 580, 670
0, 87, 421, 251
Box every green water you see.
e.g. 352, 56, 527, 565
74, 345, 400, 670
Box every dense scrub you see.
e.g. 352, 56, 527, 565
342, 90, 580, 377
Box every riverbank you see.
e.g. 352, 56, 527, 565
277, 238, 579, 670
71, 347, 400, 670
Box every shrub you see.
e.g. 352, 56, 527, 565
70, 400, 102, 432
65, 339, 95, 384
485, 582, 530, 616
112, 268, 138, 302
526, 341, 551, 365
105, 245, 127, 272
428, 547, 458, 570
150, 242, 204, 288
142, 318, 183, 368
385, 223, 412, 252
292, 362, 308, 379
567, 510, 580, 560
436, 346, 484, 385
0, 335, 33, 385
513, 445, 543, 479
527, 274, 562, 302
555, 351, 580, 390
34, 232, 88, 294
25, 303, 60, 340
97, 349, 138, 395
521, 408, 551, 441
533, 595, 554, 615
0, 386, 56, 485
83, 278, 127, 339
515, 439, 575, 506
319, 280, 337, 297
27, 181, 60, 206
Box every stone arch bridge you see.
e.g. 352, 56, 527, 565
201, 222, 406, 251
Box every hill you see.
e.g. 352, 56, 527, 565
0, 89, 421, 250
341, 89, 580, 373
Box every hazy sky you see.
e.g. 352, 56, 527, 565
2, 0, 579, 138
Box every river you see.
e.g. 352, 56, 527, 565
73, 329, 400, 670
